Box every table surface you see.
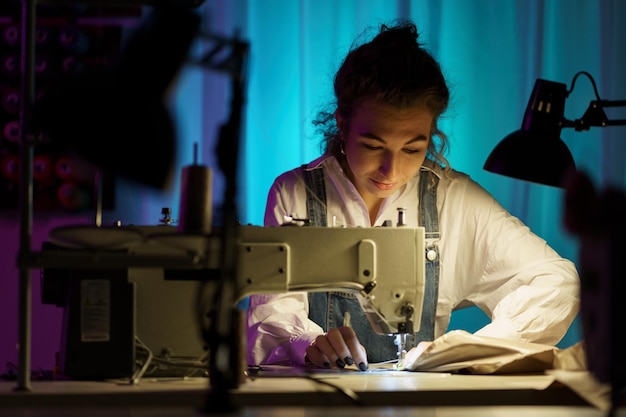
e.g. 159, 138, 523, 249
2, 366, 619, 416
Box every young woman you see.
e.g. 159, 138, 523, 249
246, 20, 580, 372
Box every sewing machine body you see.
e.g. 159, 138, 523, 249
236, 225, 426, 336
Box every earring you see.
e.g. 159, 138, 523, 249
340, 144, 345, 155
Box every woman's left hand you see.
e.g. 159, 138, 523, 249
305, 326, 368, 371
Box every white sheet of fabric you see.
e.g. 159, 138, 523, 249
402, 330, 560, 374
401, 333, 614, 411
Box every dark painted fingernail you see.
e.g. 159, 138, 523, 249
323, 361, 330, 368
344, 356, 353, 366
358, 362, 368, 371
335, 359, 345, 369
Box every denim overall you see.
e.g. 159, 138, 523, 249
304, 164, 441, 363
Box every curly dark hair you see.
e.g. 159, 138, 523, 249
313, 20, 451, 171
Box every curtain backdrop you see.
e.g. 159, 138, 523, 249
185, 0, 626, 249
166, 0, 625, 347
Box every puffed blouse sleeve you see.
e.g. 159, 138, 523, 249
456, 178, 580, 345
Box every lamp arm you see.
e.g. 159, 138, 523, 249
599, 100, 626, 107
568, 71, 602, 100
572, 99, 626, 131
565, 72, 626, 130
604, 120, 626, 127
598, 99, 626, 126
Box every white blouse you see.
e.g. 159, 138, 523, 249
247, 155, 580, 366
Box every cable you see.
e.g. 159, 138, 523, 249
129, 337, 154, 385
301, 373, 363, 406
568, 71, 602, 100
244, 367, 363, 406
130, 336, 210, 381
146, 355, 209, 377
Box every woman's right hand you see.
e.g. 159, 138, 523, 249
304, 326, 368, 371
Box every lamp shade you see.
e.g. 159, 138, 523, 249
484, 79, 576, 188
484, 129, 575, 187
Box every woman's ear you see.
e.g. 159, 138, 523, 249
334, 110, 344, 138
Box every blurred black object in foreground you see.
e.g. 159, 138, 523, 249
33, 4, 201, 189
564, 171, 626, 412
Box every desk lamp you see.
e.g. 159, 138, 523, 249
483, 71, 626, 188
484, 71, 626, 412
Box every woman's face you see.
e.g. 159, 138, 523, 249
337, 99, 433, 207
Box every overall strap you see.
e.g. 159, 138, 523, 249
302, 165, 327, 227
414, 170, 441, 342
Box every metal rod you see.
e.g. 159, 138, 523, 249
94, 168, 103, 227
597, 100, 626, 107
16, 0, 37, 392
594, 100, 626, 125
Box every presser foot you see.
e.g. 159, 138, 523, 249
394, 333, 408, 370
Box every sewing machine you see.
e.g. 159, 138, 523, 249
42, 222, 426, 379
235, 224, 426, 359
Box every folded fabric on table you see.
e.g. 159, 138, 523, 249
403, 329, 585, 374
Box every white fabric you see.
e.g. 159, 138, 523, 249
402, 329, 559, 374
247, 156, 580, 366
